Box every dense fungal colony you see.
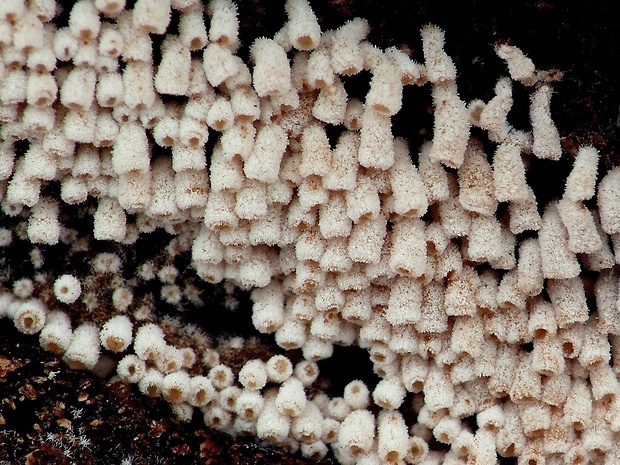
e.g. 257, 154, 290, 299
0, 0, 619, 464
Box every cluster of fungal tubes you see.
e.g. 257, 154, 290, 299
2, 0, 620, 464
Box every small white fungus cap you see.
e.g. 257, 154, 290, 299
138, 368, 164, 398
208, 363, 235, 390
53, 274, 82, 304
12, 299, 47, 335
63, 322, 100, 370
39, 310, 73, 354
117, 354, 146, 384
162, 370, 192, 404
238, 359, 268, 390
99, 314, 133, 352
276, 377, 307, 417
188, 376, 216, 407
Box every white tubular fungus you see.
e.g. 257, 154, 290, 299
97, 71, 124, 107
95, 0, 126, 15
179, 7, 208, 51
243, 124, 288, 183
155, 344, 184, 374
132, 0, 170, 35
539, 203, 581, 279
597, 167, 620, 235
358, 107, 395, 170
343, 98, 364, 131
251, 281, 285, 332
39, 310, 73, 354
69, 0, 101, 40
390, 138, 428, 217
443, 266, 477, 317
189, 376, 215, 407
174, 169, 208, 210
564, 146, 599, 201
63, 322, 101, 370
53, 274, 82, 304
343, 380, 370, 410
0, 0, 25, 21
376, 410, 408, 462
93, 197, 127, 241
406, 436, 429, 463
493, 137, 529, 203
206, 96, 234, 131
594, 270, 620, 335
366, 53, 403, 116
207, 0, 239, 51
428, 81, 470, 169
530, 83, 562, 160
202, 43, 239, 87
172, 403, 193, 423
11, 299, 46, 335
235, 389, 265, 421
401, 355, 428, 393
133, 323, 166, 361
1, 2, 619, 462
122, 64, 155, 111
275, 316, 307, 350
256, 396, 291, 443
112, 122, 150, 174
457, 140, 496, 216
323, 131, 359, 191
208, 363, 234, 390
424, 363, 455, 412
385, 277, 422, 326
495, 43, 537, 85
219, 385, 241, 412
372, 377, 406, 410
420, 25, 456, 83
266, 354, 294, 383
556, 199, 602, 254
27, 72, 57, 108
312, 76, 348, 125
531, 336, 565, 376
99, 23, 124, 58
285, 0, 321, 51
478, 77, 513, 141
330, 19, 367, 76
300, 440, 328, 460
117, 354, 146, 383
251, 38, 292, 98
238, 359, 268, 390
162, 370, 191, 403
563, 378, 592, 431
276, 377, 307, 417
155, 36, 190, 96
338, 409, 375, 455
516, 238, 544, 296
345, 174, 380, 223
433, 416, 461, 444
578, 321, 611, 367
27, 197, 60, 245
346, 216, 384, 265
300, 123, 332, 177
203, 405, 233, 430
588, 362, 619, 402
319, 192, 351, 239
1, 68, 27, 106
307, 47, 334, 90
99, 314, 133, 352
508, 186, 542, 234
117, 170, 152, 211
179, 114, 208, 147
